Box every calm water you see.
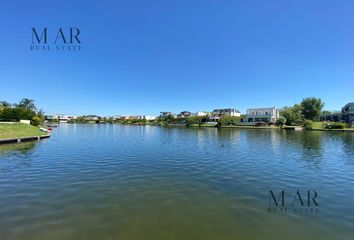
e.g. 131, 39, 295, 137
0, 124, 354, 240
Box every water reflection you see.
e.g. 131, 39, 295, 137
0, 142, 37, 173
0, 141, 36, 156
0, 125, 354, 240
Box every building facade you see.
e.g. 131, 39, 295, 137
245, 107, 279, 123
341, 102, 354, 123
143, 115, 157, 121
212, 108, 241, 117
319, 102, 354, 124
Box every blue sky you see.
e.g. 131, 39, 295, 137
0, 0, 353, 116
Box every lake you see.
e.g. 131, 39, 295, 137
0, 124, 353, 240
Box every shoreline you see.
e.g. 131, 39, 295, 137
0, 135, 50, 145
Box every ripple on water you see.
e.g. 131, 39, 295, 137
0, 125, 354, 240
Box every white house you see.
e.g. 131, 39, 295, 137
143, 115, 157, 121
196, 111, 209, 116
212, 108, 241, 117
245, 107, 279, 123
45, 114, 77, 122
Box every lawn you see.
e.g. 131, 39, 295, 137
311, 121, 354, 131
311, 122, 324, 129
0, 123, 47, 140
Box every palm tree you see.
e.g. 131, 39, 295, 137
0, 101, 11, 112
0, 101, 11, 108
18, 98, 36, 111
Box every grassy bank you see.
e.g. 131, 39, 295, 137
0, 123, 47, 140
220, 125, 279, 129
309, 122, 354, 132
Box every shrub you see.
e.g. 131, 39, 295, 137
276, 116, 287, 126
255, 122, 268, 127
303, 120, 314, 130
186, 116, 206, 127
31, 115, 42, 126
324, 122, 345, 129
217, 116, 241, 126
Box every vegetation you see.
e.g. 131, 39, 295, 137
280, 104, 304, 125
280, 97, 324, 126
31, 116, 42, 126
276, 116, 287, 126
323, 122, 345, 130
303, 120, 314, 130
186, 116, 207, 127
0, 123, 47, 139
300, 97, 324, 121
0, 98, 44, 126
217, 116, 241, 126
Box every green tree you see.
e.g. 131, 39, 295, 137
164, 114, 175, 125
186, 116, 206, 127
31, 115, 42, 126
0, 101, 11, 109
303, 120, 314, 130
280, 105, 303, 125
18, 98, 36, 111
300, 97, 324, 121
217, 116, 241, 126
276, 116, 287, 126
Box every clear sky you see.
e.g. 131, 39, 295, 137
0, 0, 353, 116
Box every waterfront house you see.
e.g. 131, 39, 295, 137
244, 107, 279, 123
142, 115, 157, 121
196, 111, 209, 117
209, 108, 241, 122
45, 114, 77, 123
160, 112, 173, 117
319, 102, 354, 124
177, 111, 192, 118
320, 112, 342, 122
212, 108, 241, 117
341, 103, 354, 124
84, 115, 100, 121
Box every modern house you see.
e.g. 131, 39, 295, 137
160, 112, 173, 117
84, 115, 100, 121
320, 102, 354, 124
45, 114, 77, 122
208, 108, 241, 122
341, 102, 354, 124
320, 112, 342, 122
142, 115, 157, 121
177, 111, 192, 118
196, 111, 209, 117
244, 107, 279, 123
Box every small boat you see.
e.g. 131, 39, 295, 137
47, 127, 52, 131
40, 127, 50, 132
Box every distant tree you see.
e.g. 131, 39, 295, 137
164, 114, 175, 124
18, 98, 36, 111
31, 116, 42, 126
0, 107, 35, 121
300, 97, 324, 121
303, 120, 314, 130
186, 116, 206, 127
0, 101, 11, 109
217, 116, 241, 126
280, 105, 303, 125
322, 110, 332, 115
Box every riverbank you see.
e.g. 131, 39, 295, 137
0, 123, 50, 143
309, 122, 354, 132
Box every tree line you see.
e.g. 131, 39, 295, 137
0, 98, 44, 126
